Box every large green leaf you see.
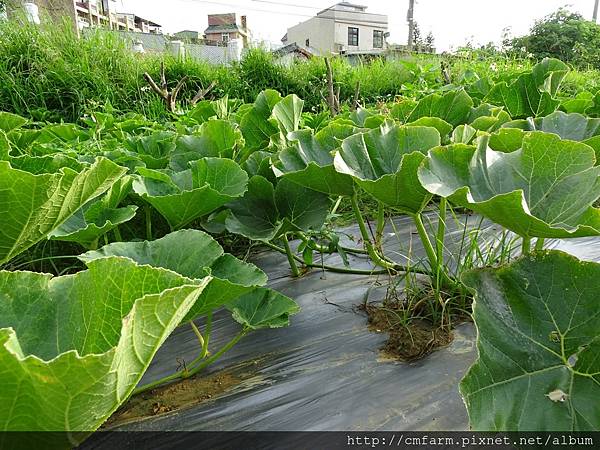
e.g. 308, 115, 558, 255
124, 131, 177, 169
228, 288, 300, 330
49, 176, 137, 247
461, 251, 600, 431
0, 158, 126, 265
170, 120, 245, 171
273, 122, 357, 196
271, 94, 304, 135
407, 89, 473, 127
502, 111, 600, 141
0, 256, 209, 434
133, 157, 248, 230
485, 58, 568, 118
240, 90, 282, 150
0, 112, 27, 132
418, 132, 600, 238
334, 121, 441, 214
225, 176, 330, 241
80, 229, 267, 321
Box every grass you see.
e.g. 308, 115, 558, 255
6, 18, 597, 124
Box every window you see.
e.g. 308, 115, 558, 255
222, 33, 230, 43
348, 27, 359, 46
373, 30, 384, 48
305, 38, 310, 47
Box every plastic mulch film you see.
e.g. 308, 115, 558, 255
84, 213, 600, 439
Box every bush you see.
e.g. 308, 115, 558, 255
511, 8, 600, 69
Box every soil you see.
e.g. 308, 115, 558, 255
363, 302, 455, 361
103, 362, 259, 429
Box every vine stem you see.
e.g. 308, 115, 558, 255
262, 241, 432, 276
535, 237, 545, 252
350, 193, 397, 270
282, 234, 301, 277
375, 201, 386, 248
132, 329, 246, 397
144, 204, 153, 241
522, 236, 532, 255
434, 198, 447, 291
298, 232, 368, 255
112, 225, 123, 242
411, 211, 455, 289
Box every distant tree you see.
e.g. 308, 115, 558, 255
512, 8, 600, 68
425, 32, 435, 52
412, 21, 424, 51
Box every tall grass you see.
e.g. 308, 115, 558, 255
1, 18, 597, 123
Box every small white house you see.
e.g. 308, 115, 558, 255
281, 2, 388, 55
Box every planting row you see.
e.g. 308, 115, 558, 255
0, 59, 598, 442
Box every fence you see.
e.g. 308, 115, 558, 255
102, 30, 244, 65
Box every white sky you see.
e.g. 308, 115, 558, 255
118, 1, 595, 51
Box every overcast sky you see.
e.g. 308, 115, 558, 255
118, 0, 595, 51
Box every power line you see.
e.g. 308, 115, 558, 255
182, 0, 387, 20
250, 0, 322, 11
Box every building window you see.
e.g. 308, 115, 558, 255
348, 27, 359, 46
222, 33, 230, 43
305, 38, 310, 47
373, 30, 384, 48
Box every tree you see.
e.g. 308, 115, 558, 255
425, 32, 435, 52
512, 8, 600, 68
412, 21, 423, 51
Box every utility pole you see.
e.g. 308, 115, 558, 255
594, 0, 599, 22
407, 0, 415, 51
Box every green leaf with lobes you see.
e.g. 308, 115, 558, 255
225, 176, 330, 241
228, 288, 300, 330
50, 175, 137, 247
133, 157, 248, 230
273, 122, 358, 196
333, 121, 441, 214
0, 256, 210, 436
407, 89, 474, 127
0, 157, 127, 265
461, 251, 600, 431
418, 132, 600, 238
80, 229, 268, 322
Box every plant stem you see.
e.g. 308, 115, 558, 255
112, 225, 122, 242
298, 232, 368, 255
330, 196, 343, 216
411, 212, 455, 290
350, 193, 396, 270
522, 236, 532, 255
411, 212, 439, 272
435, 198, 447, 291
375, 202, 385, 247
199, 311, 212, 361
190, 321, 205, 348
186, 330, 246, 377
535, 237, 545, 252
144, 204, 153, 241
263, 241, 432, 276
132, 329, 246, 397
282, 234, 301, 277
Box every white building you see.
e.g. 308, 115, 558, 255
281, 2, 388, 55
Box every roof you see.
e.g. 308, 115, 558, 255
134, 15, 161, 27
204, 24, 243, 33
317, 2, 367, 15
272, 43, 316, 58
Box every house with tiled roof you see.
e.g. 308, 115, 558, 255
204, 13, 250, 47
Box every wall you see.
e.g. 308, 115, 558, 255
9, 0, 78, 32
185, 39, 243, 65
334, 22, 385, 52
286, 17, 335, 54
